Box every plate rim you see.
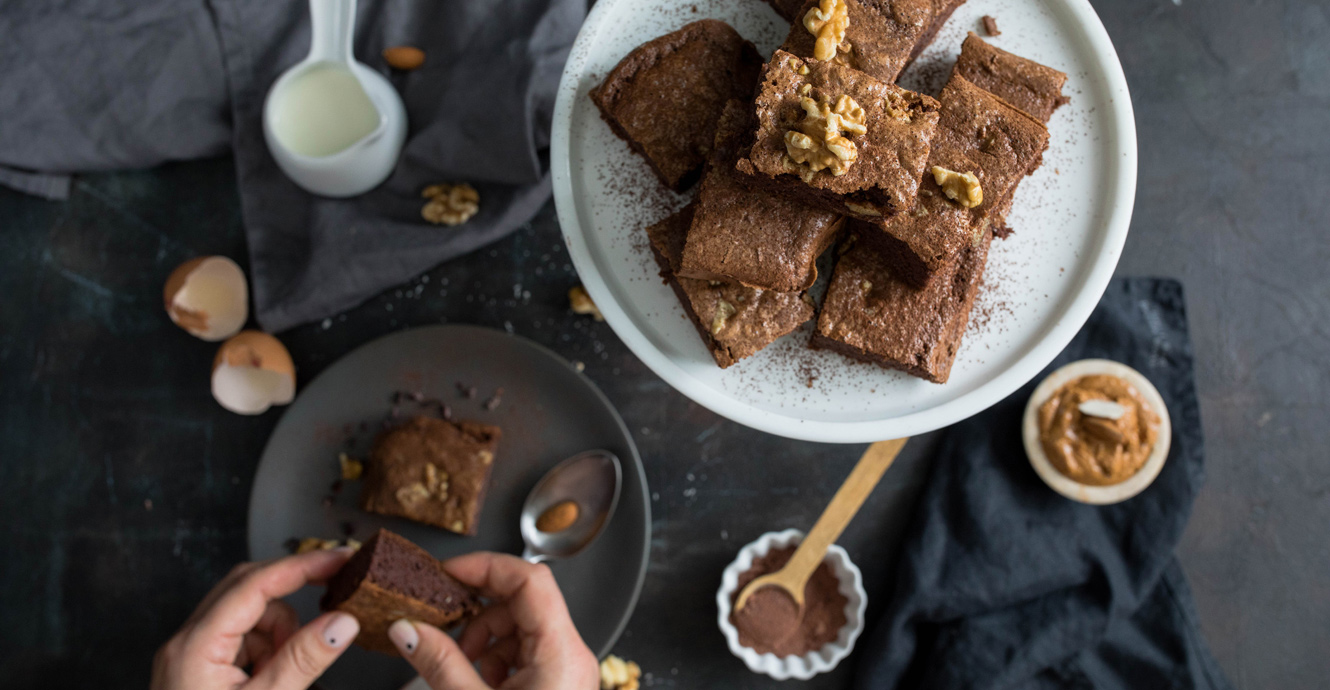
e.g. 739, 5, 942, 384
551, 0, 1138, 443
244, 324, 652, 659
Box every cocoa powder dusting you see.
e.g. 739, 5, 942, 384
730, 546, 847, 657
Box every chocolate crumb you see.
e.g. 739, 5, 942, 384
483, 388, 505, 411
982, 15, 1000, 36
993, 224, 1014, 240
457, 382, 477, 399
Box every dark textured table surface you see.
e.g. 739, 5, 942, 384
2, 1, 1327, 688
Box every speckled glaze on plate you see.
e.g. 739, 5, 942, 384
246, 325, 649, 690
551, 0, 1137, 442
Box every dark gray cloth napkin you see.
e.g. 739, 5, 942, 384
855, 278, 1234, 690
0, 0, 584, 331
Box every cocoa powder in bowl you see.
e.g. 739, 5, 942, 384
729, 546, 848, 657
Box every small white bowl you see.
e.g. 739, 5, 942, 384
716, 530, 867, 680
1022, 358, 1172, 504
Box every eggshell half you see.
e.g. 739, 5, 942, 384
211, 331, 296, 415
165, 256, 248, 341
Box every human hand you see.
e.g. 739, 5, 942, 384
151, 548, 361, 690
387, 552, 599, 690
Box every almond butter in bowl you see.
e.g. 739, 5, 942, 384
1022, 359, 1172, 505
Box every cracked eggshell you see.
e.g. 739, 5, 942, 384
211, 331, 296, 415
164, 256, 249, 341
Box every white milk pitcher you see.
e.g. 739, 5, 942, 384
263, 0, 407, 197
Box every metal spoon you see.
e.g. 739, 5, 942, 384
520, 450, 622, 563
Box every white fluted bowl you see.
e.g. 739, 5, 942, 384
716, 530, 867, 680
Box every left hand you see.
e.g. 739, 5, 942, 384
151, 548, 361, 690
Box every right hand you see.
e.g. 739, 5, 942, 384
386, 552, 599, 690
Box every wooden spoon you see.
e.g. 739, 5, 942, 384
734, 438, 908, 620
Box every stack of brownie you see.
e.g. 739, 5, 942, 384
592, 1, 1068, 383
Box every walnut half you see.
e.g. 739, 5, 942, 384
422, 183, 480, 226
710, 300, 737, 336
784, 93, 867, 181
803, 0, 849, 62
931, 166, 983, 208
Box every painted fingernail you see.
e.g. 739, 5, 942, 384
323, 613, 359, 648
388, 619, 419, 655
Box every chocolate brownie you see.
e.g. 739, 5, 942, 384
678, 100, 845, 291
361, 416, 500, 536
910, 0, 968, 63
779, 0, 965, 83
763, 0, 811, 21
736, 51, 940, 222
590, 20, 763, 191
321, 529, 482, 655
647, 204, 815, 368
954, 32, 1068, 123
812, 222, 992, 383
866, 73, 1048, 286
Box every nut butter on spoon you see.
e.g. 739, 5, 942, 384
733, 438, 907, 644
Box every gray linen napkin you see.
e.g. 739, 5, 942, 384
0, 0, 585, 331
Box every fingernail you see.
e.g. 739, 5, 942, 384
388, 619, 419, 655
323, 613, 359, 648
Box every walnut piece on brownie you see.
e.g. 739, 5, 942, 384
321, 529, 481, 655
647, 204, 814, 369
737, 51, 940, 222
361, 416, 500, 536
678, 100, 844, 292
954, 32, 1068, 124
860, 74, 1049, 287
779, 0, 967, 83
589, 20, 762, 192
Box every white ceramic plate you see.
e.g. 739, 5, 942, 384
551, 0, 1136, 443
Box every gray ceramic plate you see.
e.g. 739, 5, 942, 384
247, 325, 649, 690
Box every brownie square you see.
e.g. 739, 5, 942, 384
361, 416, 500, 536
867, 73, 1049, 286
763, 0, 811, 21
321, 529, 482, 655
954, 32, 1068, 123
779, 0, 963, 83
678, 100, 845, 291
812, 222, 992, 383
647, 204, 815, 368
736, 50, 940, 221
590, 20, 763, 191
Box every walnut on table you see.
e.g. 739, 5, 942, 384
421, 183, 480, 226
599, 655, 642, 690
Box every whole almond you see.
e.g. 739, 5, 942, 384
382, 46, 425, 71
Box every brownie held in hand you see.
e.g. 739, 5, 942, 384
590, 20, 763, 191
736, 50, 940, 222
361, 416, 500, 536
321, 529, 482, 655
